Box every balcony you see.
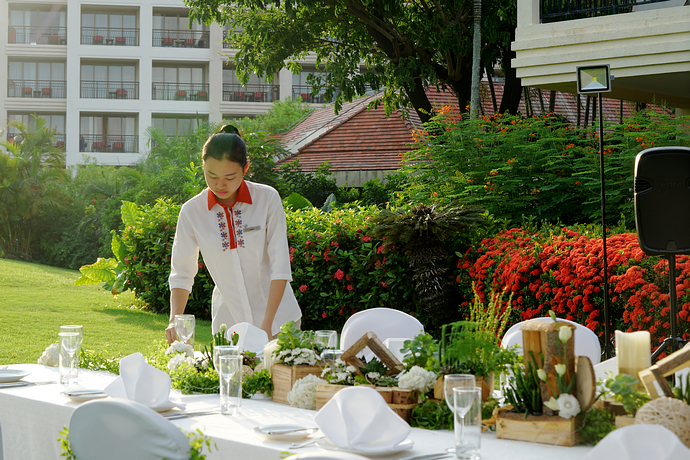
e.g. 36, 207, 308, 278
8, 26, 67, 45
151, 83, 210, 101
511, 0, 690, 109
6, 132, 65, 148
152, 29, 209, 48
80, 134, 138, 153
81, 27, 139, 46
292, 85, 329, 104
8, 80, 66, 99
80, 82, 139, 100
541, 0, 672, 23
223, 84, 279, 102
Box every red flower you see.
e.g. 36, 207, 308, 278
381, 282, 388, 288
322, 311, 327, 319
334, 269, 344, 280
198, 261, 203, 269
299, 285, 307, 293
347, 284, 353, 291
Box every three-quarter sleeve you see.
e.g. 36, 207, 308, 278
263, 188, 293, 282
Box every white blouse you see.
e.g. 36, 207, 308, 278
169, 181, 301, 336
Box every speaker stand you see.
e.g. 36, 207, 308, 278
651, 254, 687, 361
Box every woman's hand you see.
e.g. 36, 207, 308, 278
165, 323, 178, 344
259, 321, 273, 341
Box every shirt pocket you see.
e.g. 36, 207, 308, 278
240, 224, 264, 256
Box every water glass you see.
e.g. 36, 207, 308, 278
174, 314, 195, 346
315, 330, 338, 356
219, 355, 242, 415
59, 325, 83, 384
213, 345, 241, 371
454, 386, 482, 459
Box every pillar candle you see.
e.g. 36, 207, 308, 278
615, 330, 651, 381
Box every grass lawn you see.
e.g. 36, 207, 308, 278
0, 258, 211, 364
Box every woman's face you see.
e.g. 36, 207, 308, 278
203, 157, 246, 206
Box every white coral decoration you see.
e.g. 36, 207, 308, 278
398, 366, 437, 393
276, 348, 318, 366
167, 354, 196, 372
37, 343, 60, 367
556, 393, 581, 419
165, 341, 195, 357
287, 374, 327, 410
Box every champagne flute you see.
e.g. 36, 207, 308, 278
444, 374, 476, 412
174, 314, 195, 345
59, 332, 80, 385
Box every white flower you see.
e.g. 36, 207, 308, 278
558, 326, 572, 344
287, 374, 327, 409
555, 364, 567, 376
556, 393, 581, 419
398, 366, 437, 393
165, 341, 194, 357
366, 372, 381, 381
276, 348, 317, 366
537, 369, 547, 381
545, 396, 560, 412
321, 358, 355, 385
167, 354, 195, 372
37, 343, 60, 367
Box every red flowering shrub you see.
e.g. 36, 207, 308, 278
455, 226, 690, 352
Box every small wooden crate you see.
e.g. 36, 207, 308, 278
496, 409, 578, 446
433, 374, 494, 402
271, 363, 322, 405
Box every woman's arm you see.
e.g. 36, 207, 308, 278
260, 279, 287, 340
166, 288, 191, 344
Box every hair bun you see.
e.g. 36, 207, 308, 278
218, 124, 241, 137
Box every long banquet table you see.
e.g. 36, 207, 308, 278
0, 364, 594, 460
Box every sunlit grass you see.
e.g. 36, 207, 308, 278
0, 259, 211, 364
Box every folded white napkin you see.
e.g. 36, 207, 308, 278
314, 386, 411, 452
583, 424, 690, 460
104, 353, 184, 412
226, 322, 268, 355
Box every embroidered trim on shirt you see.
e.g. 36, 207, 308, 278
217, 211, 231, 251
233, 209, 244, 248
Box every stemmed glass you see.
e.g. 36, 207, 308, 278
59, 325, 83, 384
444, 374, 476, 412
174, 314, 195, 346
59, 332, 80, 385
315, 330, 338, 358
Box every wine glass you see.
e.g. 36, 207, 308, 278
315, 330, 337, 357
59, 332, 80, 385
444, 374, 476, 412
174, 314, 195, 345
60, 325, 83, 381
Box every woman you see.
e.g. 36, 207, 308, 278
165, 125, 301, 344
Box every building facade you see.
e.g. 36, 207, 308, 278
1, 0, 330, 166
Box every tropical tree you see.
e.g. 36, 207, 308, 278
185, 0, 521, 124
0, 117, 68, 259
370, 203, 485, 331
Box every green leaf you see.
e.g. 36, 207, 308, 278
283, 192, 313, 211
111, 233, 127, 264
78, 257, 119, 284
120, 201, 142, 229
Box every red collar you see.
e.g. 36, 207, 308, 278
207, 180, 253, 210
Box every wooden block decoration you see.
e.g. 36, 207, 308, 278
520, 320, 576, 406
315, 384, 393, 410
340, 331, 405, 376
271, 363, 322, 405
639, 345, 690, 398
496, 410, 578, 446
575, 355, 596, 412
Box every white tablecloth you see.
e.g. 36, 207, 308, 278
0, 364, 593, 460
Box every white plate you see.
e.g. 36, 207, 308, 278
0, 369, 30, 383
315, 438, 414, 457
60, 390, 109, 402
254, 424, 319, 442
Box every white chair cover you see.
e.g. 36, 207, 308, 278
383, 338, 412, 363
340, 308, 424, 359
583, 424, 690, 460
226, 322, 268, 355
69, 398, 190, 460
593, 356, 618, 383
501, 317, 602, 365
0, 419, 4, 460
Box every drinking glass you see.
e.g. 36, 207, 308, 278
174, 314, 195, 346
213, 345, 241, 371
59, 332, 80, 385
219, 355, 242, 415
59, 325, 83, 384
454, 387, 482, 459
444, 374, 476, 412
315, 330, 338, 357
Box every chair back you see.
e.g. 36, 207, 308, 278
501, 317, 601, 365
226, 322, 268, 355
69, 398, 190, 460
340, 308, 423, 359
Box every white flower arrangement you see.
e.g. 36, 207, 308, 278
397, 366, 437, 394
275, 347, 318, 366
287, 374, 327, 409
545, 393, 581, 419
321, 358, 358, 385
37, 343, 60, 367
165, 341, 195, 358
167, 353, 196, 372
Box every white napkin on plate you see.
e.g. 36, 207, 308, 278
104, 353, 184, 412
583, 424, 690, 460
226, 322, 268, 355
314, 386, 411, 452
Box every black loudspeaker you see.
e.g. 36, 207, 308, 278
634, 147, 690, 256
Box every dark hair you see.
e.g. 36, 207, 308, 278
202, 124, 247, 166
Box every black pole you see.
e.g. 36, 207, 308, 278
599, 93, 612, 360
